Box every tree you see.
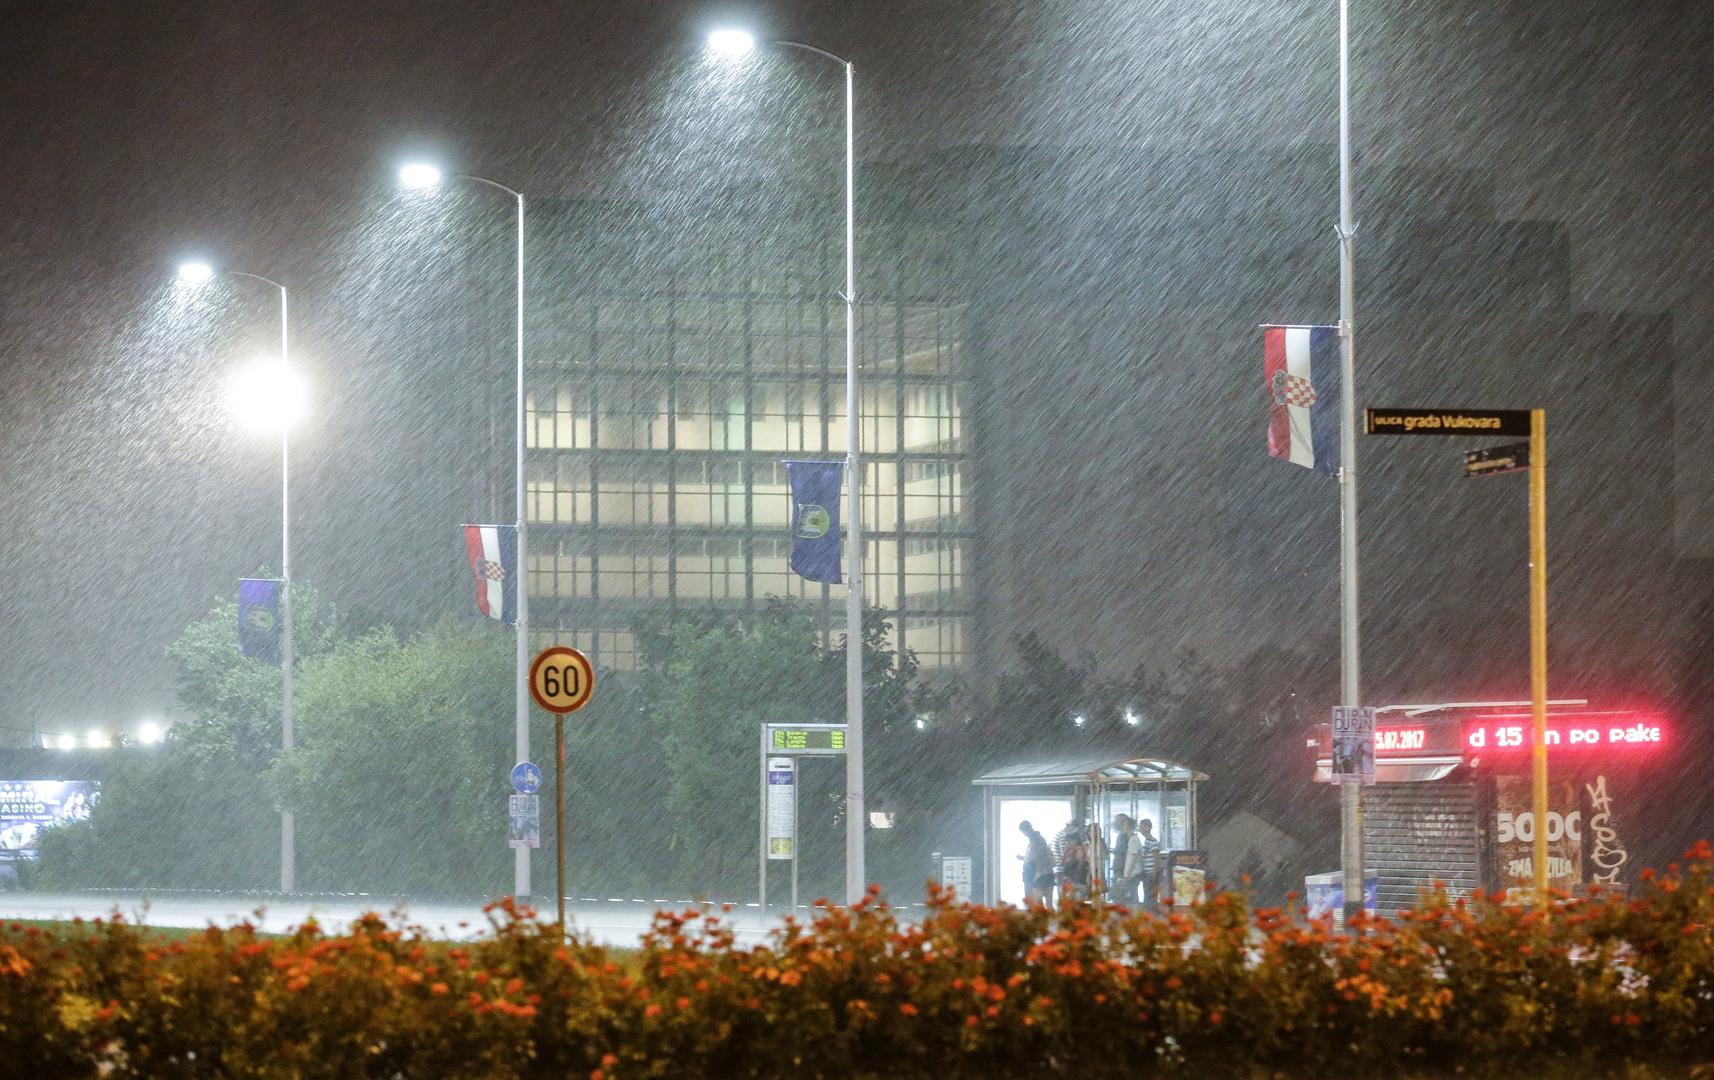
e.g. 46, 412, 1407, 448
34, 582, 341, 890
268, 620, 514, 894
166, 582, 342, 770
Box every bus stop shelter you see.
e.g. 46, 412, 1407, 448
973, 757, 1207, 905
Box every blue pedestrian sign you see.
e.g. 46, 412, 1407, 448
511, 761, 543, 795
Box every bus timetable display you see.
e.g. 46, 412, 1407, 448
768, 727, 846, 753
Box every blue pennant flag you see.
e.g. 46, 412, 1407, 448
785, 461, 844, 584
238, 578, 283, 666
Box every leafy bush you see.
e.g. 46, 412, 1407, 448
4, 845, 1710, 1079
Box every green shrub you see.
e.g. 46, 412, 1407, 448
2, 845, 1711, 1078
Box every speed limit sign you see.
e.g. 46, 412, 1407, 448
529, 646, 595, 715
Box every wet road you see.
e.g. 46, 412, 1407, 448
0, 891, 785, 947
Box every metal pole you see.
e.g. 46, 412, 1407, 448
791, 761, 800, 915
556, 714, 566, 932
759, 727, 769, 917
1529, 410, 1549, 903
278, 283, 295, 896
1336, 0, 1365, 928
514, 191, 532, 903
841, 58, 866, 906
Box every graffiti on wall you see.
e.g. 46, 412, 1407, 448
1585, 775, 1628, 884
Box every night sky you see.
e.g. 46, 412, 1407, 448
2, 0, 1711, 735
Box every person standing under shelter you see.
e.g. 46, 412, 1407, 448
1055, 820, 1091, 900
1018, 820, 1055, 904
1109, 814, 1139, 906
1135, 817, 1163, 910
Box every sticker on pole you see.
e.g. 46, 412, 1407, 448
508, 794, 540, 849
529, 646, 595, 715
511, 761, 543, 795
1331, 706, 1376, 785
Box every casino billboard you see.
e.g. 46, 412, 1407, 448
1310, 701, 1661, 911
0, 779, 100, 864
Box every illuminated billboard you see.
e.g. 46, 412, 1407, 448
0, 780, 99, 862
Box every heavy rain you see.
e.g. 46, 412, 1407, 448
1, 1, 1711, 1075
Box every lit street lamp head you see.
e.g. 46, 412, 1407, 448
228, 359, 307, 433
707, 28, 756, 56
177, 261, 215, 285
398, 162, 443, 189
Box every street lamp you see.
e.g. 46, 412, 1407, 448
397, 162, 532, 904
706, 28, 867, 905
176, 259, 298, 894
228, 359, 308, 433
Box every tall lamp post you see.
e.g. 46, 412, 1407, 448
176, 260, 300, 894
707, 28, 867, 905
398, 164, 533, 904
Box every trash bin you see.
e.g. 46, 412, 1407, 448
1304, 870, 1378, 930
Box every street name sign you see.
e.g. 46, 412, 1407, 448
1464, 441, 1532, 478
529, 646, 595, 715
1365, 407, 1532, 437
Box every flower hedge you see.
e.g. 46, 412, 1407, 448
3, 842, 1712, 1078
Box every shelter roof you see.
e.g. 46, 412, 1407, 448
973, 757, 1207, 787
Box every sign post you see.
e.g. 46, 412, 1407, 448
758, 723, 846, 918
1528, 410, 1548, 904
1366, 405, 1551, 904
528, 646, 595, 933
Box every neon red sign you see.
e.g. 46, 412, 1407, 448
1462, 715, 1664, 754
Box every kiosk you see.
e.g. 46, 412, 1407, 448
973, 757, 1206, 906
1310, 700, 1662, 912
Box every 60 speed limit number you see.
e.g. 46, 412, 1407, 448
529, 646, 595, 715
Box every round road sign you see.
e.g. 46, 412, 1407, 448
529, 646, 595, 715
511, 761, 543, 795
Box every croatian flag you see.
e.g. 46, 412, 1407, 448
1264, 325, 1340, 475
462, 524, 519, 625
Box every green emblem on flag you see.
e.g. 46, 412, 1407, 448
243, 608, 275, 632
794, 504, 831, 539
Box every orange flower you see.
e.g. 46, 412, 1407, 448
644, 1003, 662, 1019
430, 982, 449, 995
899, 1003, 918, 1017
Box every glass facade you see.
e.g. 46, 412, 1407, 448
524, 233, 969, 672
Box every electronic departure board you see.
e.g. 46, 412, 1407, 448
768, 726, 847, 754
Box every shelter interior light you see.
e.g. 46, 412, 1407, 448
138, 721, 164, 745
228, 359, 307, 433
398, 163, 443, 189
1124, 708, 1141, 726
707, 28, 756, 55
56, 734, 77, 751
88, 729, 110, 749
177, 261, 214, 284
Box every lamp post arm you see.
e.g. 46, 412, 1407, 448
451, 173, 525, 201
769, 40, 853, 68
